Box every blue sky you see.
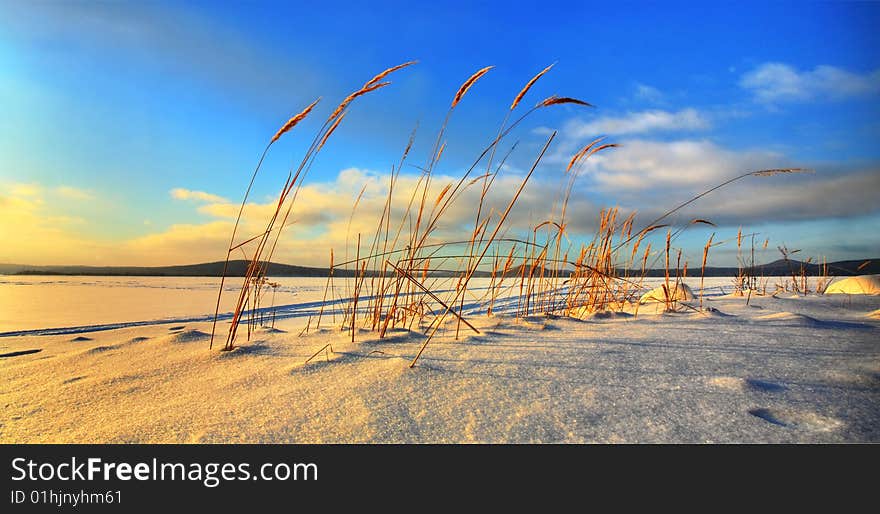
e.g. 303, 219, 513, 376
1, 0, 878, 266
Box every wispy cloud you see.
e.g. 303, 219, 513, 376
634, 83, 664, 103
2, 0, 325, 109
170, 188, 228, 203
10, 183, 42, 198
563, 108, 710, 137
55, 185, 94, 201
740, 62, 880, 103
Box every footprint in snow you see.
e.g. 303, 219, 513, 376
744, 378, 787, 393
748, 407, 842, 432
0, 349, 42, 358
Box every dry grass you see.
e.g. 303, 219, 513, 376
210, 62, 415, 351
700, 233, 714, 309
271, 97, 322, 144
211, 60, 805, 365
510, 63, 554, 110
452, 66, 494, 108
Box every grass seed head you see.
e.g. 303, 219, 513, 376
271, 97, 321, 144
452, 66, 494, 108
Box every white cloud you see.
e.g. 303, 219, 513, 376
564, 108, 710, 137
55, 185, 93, 201
740, 62, 880, 103
694, 169, 880, 224
634, 83, 663, 103
10, 183, 42, 198
170, 188, 228, 203
556, 137, 880, 227
0, 182, 103, 264
583, 139, 783, 192
5, 157, 878, 267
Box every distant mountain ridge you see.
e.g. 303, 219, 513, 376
631, 258, 878, 278
1, 258, 877, 277
0, 261, 348, 277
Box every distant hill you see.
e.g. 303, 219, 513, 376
0, 260, 470, 278
1, 261, 344, 277
629, 258, 879, 278
1, 258, 877, 278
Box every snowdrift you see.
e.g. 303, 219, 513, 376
825, 275, 880, 295
639, 282, 695, 303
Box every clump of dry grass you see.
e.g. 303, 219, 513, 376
211, 61, 416, 351
816, 257, 831, 294
774, 245, 832, 295
210, 96, 321, 349
211, 60, 805, 368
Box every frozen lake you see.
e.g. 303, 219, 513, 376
0, 274, 842, 334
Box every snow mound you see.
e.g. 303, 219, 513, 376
165, 329, 211, 343
587, 310, 633, 320
639, 283, 694, 304
85, 345, 118, 355
256, 327, 287, 334
756, 312, 821, 326
569, 307, 633, 321
825, 275, 880, 295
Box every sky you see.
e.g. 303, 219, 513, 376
1, 0, 878, 267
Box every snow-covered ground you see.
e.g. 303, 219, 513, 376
1, 276, 878, 443
0, 276, 318, 333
